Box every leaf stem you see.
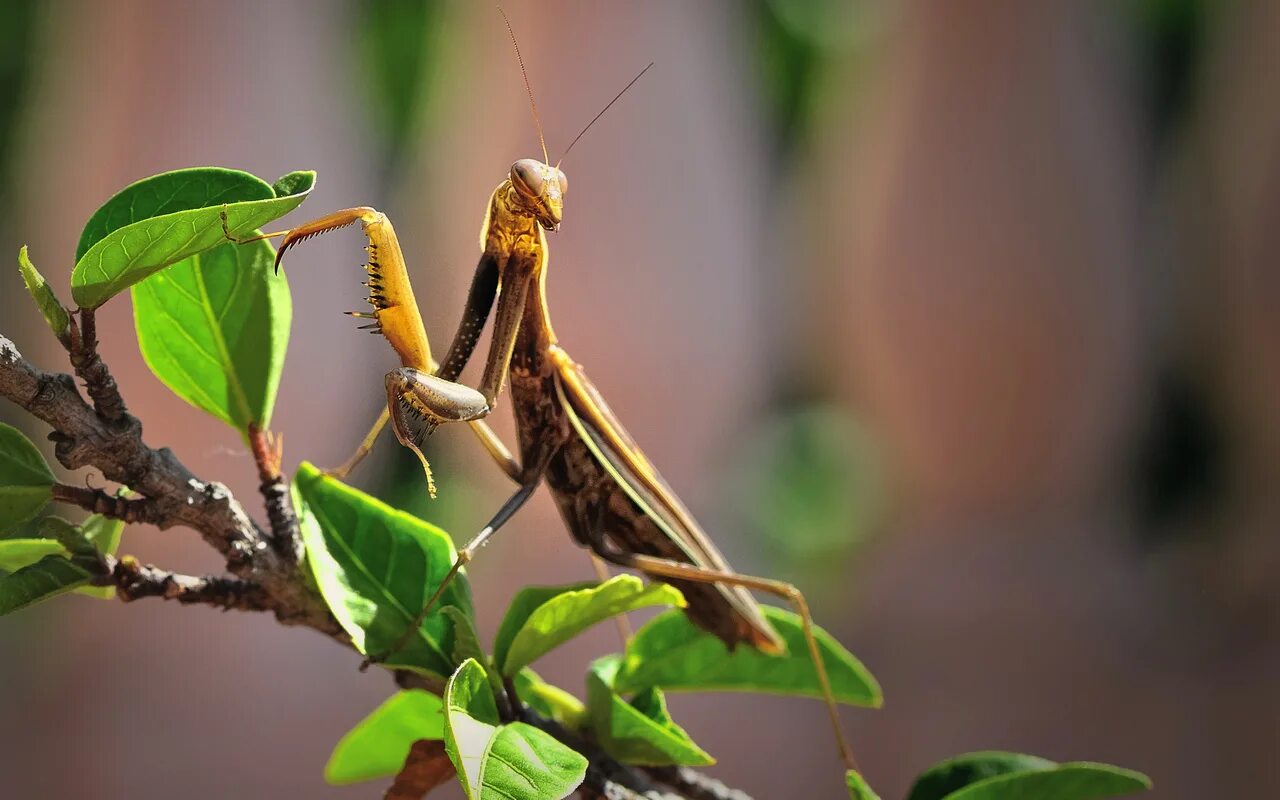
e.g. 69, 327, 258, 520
67, 307, 127, 424
248, 423, 301, 561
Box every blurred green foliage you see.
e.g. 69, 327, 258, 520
1125, 0, 1213, 135
0, 1, 37, 208
351, 0, 445, 170
752, 0, 876, 155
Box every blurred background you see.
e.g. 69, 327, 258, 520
0, 0, 1275, 797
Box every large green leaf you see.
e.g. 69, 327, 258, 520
908, 752, 1150, 800
0, 555, 96, 614
17, 245, 69, 338
943, 764, 1151, 800
443, 659, 587, 800
587, 655, 712, 767
0, 423, 55, 532
907, 752, 1056, 800
847, 770, 882, 800
71, 167, 314, 308
132, 238, 290, 431
294, 462, 473, 680
613, 606, 881, 706
324, 690, 445, 786
493, 575, 685, 676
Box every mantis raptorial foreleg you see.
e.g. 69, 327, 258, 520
324, 403, 522, 485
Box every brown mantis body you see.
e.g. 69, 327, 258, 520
240, 29, 858, 773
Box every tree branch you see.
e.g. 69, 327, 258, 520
109, 556, 272, 610
0, 331, 744, 800
646, 769, 753, 800
0, 333, 336, 635
51, 482, 162, 524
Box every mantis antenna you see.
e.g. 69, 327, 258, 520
498, 6, 550, 165
558, 62, 654, 167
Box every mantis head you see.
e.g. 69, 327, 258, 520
510, 158, 567, 231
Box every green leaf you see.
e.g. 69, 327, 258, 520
444, 659, 587, 800
942, 764, 1151, 800
0, 518, 114, 605
324, 690, 445, 786
0, 538, 69, 571
514, 669, 587, 731
494, 575, 685, 676
71, 167, 314, 308
76, 512, 125, 599
587, 655, 713, 767
907, 753, 1151, 800
907, 752, 1057, 800
443, 604, 505, 702
81, 512, 125, 556
0, 555, 95, 614
847, 770, 882, 800
294, 462, 473, 680
0, 423, 55, 532
443, 605, 486, 667
132, 237, 290, 431
17, 246, 69, 338
613, 606, 881, 707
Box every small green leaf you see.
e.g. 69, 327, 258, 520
847, 770, 882, 800
514, 669, 587, 731
587, 655, 713, 767
71, 167, 314, 308
76, 513, 125, 599
907, 753, 1151, 800
294, 462, 473, 680
0, 538, 69, 571
81, 512, 125, 556
132, 238, 290, 431
324, 690, 445, 786
907, 752, 1056, 800
0, 555, 95, 614
442, 605, 505, 702
17, 246, 69, 338
444, 659, 587, 800
613, 606, 881, 707
0, 516, 119, 600
494, 575, 685, 676
0, 423, 55, 532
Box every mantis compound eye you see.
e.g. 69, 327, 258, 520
511, 159, 544, 197
556, 169, 568, 196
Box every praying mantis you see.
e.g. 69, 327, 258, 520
229, 19, 858, 773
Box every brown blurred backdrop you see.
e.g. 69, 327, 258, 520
1, 1, 1276, 797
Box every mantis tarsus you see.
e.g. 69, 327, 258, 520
235, 21, 859, 774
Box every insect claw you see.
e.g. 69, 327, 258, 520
345, 310, 375, 318
356, 322, 380, 330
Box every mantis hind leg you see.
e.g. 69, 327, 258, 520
593, 547, 858, 773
